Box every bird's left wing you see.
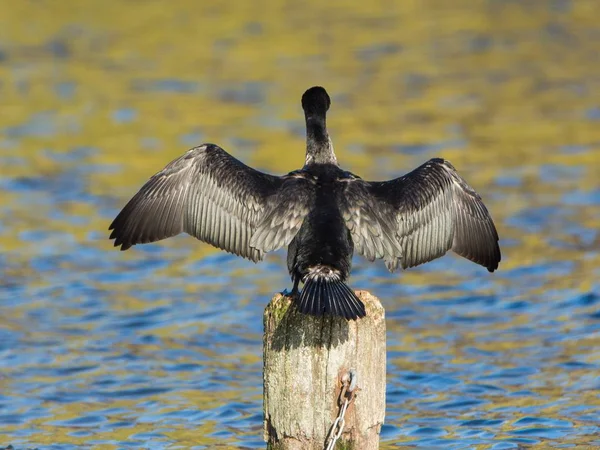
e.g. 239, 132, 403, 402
109, 143, 312, 261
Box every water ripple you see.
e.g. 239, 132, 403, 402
1, 1, 600, 449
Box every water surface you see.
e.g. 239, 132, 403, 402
1, 0, 599, 448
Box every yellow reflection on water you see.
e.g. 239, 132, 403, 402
1, 0, 599, 448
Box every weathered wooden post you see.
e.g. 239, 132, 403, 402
263, 290, 386, 449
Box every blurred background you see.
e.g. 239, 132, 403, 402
1, 0, 599, 448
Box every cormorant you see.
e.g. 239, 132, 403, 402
109, 86, 501, 320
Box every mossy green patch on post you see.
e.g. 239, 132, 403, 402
270, 294, 292, 327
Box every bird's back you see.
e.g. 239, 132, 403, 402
288, 164, 353, 278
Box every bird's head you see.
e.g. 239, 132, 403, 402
301, 86, 331, 117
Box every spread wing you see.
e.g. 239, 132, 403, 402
367, 158, 501, 272
340, 176, 404, 266
250, 171, 316, 253
109, 143, 312, 262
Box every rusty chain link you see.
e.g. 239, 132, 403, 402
325, 369, 357, 450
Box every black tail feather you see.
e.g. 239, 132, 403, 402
297, 267, 366, 320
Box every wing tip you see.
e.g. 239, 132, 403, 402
119, 242, 132, 251
111, 237, 133, 251
109, 226, 134, 251
487, 254, 501, 273
488, 240, 502, 272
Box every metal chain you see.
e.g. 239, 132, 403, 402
325, 369, 357, 450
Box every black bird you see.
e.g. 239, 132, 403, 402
109, 86, 501, 320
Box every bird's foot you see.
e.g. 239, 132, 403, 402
281, 288, 299, 299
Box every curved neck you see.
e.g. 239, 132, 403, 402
304, 115, 337, 166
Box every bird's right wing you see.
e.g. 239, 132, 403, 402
109, 143, 311, 262
340, 175, 404, 265
368, 158, 501, 272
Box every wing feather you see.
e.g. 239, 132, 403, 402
249, 173, 315, 253
367, 158, 501, 272
109, 143, 304, 261
340, 177, 403, 266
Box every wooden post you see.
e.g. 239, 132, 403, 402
263, 290, 386, 450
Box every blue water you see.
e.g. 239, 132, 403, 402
1, 131, 598, 448
2, 1, 600, 449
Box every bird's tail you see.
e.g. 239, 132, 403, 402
297, 266, 366, 320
